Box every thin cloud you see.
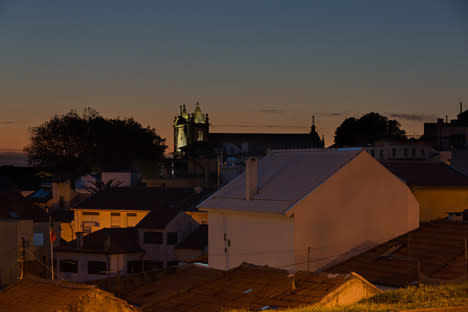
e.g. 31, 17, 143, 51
326, 112, 345, 117
257, 107, 286, 114
389, 113, 437, 122
0, 121, 15, 125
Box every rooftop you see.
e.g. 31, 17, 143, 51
176, 224, 208, 250
55, 227, 144, 254
382, 161, 468, 187
327, 219, 468, 287
75, 187, 210, 212
198, 148, 363, 213
0, 276, 140, 312
127, 263, 380, 312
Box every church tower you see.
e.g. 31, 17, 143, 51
173, 102, 210, 158
310, 115, 325, 148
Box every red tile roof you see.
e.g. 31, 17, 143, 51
55, 227, 144, 254
382, 161, 468, 186
127, 263, 381, 312
327, 219, 468, 287
0, 276, 140, 312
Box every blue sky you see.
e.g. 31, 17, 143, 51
0, 0, 467, 153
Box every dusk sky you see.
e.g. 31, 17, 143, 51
1, 0, 467, 157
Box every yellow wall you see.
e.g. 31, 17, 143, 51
412, 187, 468, 222
61, 209, 149, 241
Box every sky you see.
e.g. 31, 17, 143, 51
0, 0, 467, 160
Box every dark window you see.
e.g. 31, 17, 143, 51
59, 196, 65, 209
167, 232, 178, 245
370, 150, 375, 157
127, 213, 137, 217
392, 148, 396, 157
403, 148, 408, 157
144, 232, 163, 244
60, 259, 78, 273
82, 211, 99, 216
88, 261, 107, 275
421, 148, 425, 156
127, 260, 142, 273
144, 261, 163, 271
167, 260, 179, 267
379, 150, 384, 159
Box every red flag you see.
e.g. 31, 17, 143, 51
50, 223, 56, 243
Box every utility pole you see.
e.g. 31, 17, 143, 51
50, 215, 55, 280
18, 237, 25, 280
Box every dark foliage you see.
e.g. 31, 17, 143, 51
334, 112, 407, 147
24, 108, 167, 178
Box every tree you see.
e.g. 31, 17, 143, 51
87, 178, 122, 194
334, 112, 407, 147
25, 108, 167, 179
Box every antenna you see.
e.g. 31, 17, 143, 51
312, 115, 315, 127
460, 98, 463, 114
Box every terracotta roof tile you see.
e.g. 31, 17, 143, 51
127, 263, 380, 312
327, 219, 468, 286
0, 276, 140, 312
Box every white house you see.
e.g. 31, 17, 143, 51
198, 148, 420, 271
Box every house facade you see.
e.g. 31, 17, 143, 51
383, 161, 468, 222
199, 149, 420, 271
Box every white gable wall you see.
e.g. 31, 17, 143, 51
290, 151, 420, 272
208, 210, 294, 270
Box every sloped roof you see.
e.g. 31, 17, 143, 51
198, 149, 363, 213
136, 209, 181, 229
0, 276, 140, 312
0, 192, 49, 222
127, 263, 380, 312
382, 161, 468, 187
176, 224, 208, 250
209, 132, 324, 155
55, 227, 143, 254
327, 219, 468, 287
75, 187, 206, 212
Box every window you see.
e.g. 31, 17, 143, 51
127, 213, 137, 226
60, 259, 78, 273
33, 233, 44, 247
167, 260, 179, 267
379, 150, 384, 159
82, 211, 99, 216
167, 232, 178, 245
111, 212, 121, 227
197, 130, 203, 141
392, 148, 396, 157
403, 148, 408, 158
127, 260, 142, 273
421, 148, 425, 157
370, 149, 375, 157
88, 261, 107, 275
412, 148, 416, 158
144, 232, 163, 244
59, 196, 65, 209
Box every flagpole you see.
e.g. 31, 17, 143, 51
49, 215, 55, 280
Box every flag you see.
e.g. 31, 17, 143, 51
50, 221, 56, 243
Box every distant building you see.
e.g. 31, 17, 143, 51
382, 161, 468, 222
0, 177, 55, 286
172, 103, 325, 158
198, 149, 419, 271
424, 101, 468, 150
364, 140, 437, 161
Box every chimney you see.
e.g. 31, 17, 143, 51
461, 101, 463, 115
288, 273, 296, 292
245, 157, 258, 200
76, 232, 84, 249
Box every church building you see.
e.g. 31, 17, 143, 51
173, 103, 325, 159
